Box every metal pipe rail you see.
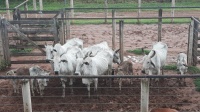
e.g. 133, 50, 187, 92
14, 0, 29, 9
12, 16, 191, 21
192, 16, 200, 24
64, 6, 200, 10
0, 74, 200, 79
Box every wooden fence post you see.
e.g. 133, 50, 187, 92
158, 8, 162, 42
140, 78, 149, 112
22, 81, 32, 112
119, 20, 124, 62
0, 18, 4, 65
6, 0, 11, 20
137, 0, 141, 23
24, 2, 28, 18
53, 18, 59, 43
1, 19, 10, 66
104, 0, 108, 23
70, 0, 74, 23
39, 0, 43, 11
112, 10, 116, 50
171, 0, 175, 23
33, 0, 37, 17
60, 10, 65, 44
193, 18, 199, 66
66, 11, 71, 40
188, 19, 194, 66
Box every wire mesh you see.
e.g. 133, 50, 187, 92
0, 77, 199, 111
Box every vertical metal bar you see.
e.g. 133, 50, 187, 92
112, 10, 116, 50
140, 79, 149, 112
119, 20, 124, 62
158, 8, 162, 42
22, 81, 32, 112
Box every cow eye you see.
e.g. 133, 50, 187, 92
84, 62, 89, 65
61, 60, 67, 62
53, 49, 57, 52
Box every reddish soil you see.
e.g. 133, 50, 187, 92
0, 11, 200, 112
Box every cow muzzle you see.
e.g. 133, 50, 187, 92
54, 71, 59, 75
141, 70, 146, 74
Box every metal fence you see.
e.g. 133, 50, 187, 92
0, 75, 200, 112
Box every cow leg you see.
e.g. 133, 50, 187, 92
94, 78, 98, 99
119, 78, 122, 91
30, 79, 35, 96
69, 78, 74, 95
12, 79, 17, 94
61, 80, 66, 97
87, 84, 90, 98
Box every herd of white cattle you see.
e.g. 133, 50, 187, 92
6, 38, 188, 98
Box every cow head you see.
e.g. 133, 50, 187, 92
141, 50, 157, 75
45, 44, 54, 62
113, 49, 121, 64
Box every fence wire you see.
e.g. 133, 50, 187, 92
0, 76, 199, 111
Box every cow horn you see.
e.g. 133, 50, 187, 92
183, 64, 188, 67
115, 49, 120, 53
150, 50, 156, 58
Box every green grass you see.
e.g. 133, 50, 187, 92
163, 64, 177, 71
10, 48, 32, 54
126, 48, 150, 55
194, 78, 200, 91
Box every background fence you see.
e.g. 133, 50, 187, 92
0, 0, 200, 112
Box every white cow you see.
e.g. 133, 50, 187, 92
75, 41, 121, 76
45, 44, 54, 61
53, 38, 83, 57
177, 52, 188, 85
52, 46, 84, 97
177, 52, 188, 75
29, 65, 50, 96
141, 42, 168, 76
80, 50, 111, 97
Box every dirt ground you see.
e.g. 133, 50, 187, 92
0, 11, 200, 112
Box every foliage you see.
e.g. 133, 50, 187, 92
194, 78, 200, 92
186, 66, 200, 92
188, 66, 200, 74
0, 59, 9, 71
126, 48, 150, 55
